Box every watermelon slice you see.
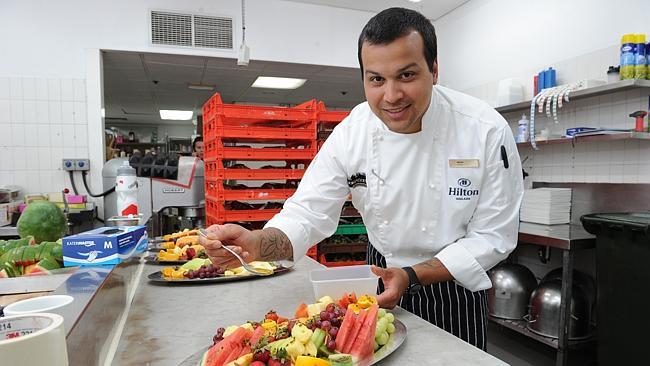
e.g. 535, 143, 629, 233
335, 307, 357, 352
249, 326, 266, 349
238, 345, 252, 358
204, 327, 253, 366
24, 257, 61, 276
342, 308, 367, 354
223, 344, 243, 365
349, 305, 378, 363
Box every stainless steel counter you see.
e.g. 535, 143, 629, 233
0, 225, 18, 237
518, 222, 595, 250
111, 258, 507, 365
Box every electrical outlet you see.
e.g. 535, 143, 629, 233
62, 159, 76, 171
75, 159, 90, 171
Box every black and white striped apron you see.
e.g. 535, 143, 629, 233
366, 243, 488, 351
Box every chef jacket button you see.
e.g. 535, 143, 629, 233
421, 227, 426, 232
379, 180, 385, 186
383, 220, 389, 225
378, 136, 383, 141
429, 183, 435, 189
385, 252, 393, 258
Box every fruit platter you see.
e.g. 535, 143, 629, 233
0, 237, 64, 277
178, 293, 406, 366
146, 229, 207, 263
147, 258, 291, 284
149, 228, 200, 251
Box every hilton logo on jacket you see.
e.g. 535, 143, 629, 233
449, 178, 479, 200
348, 172, 367, 188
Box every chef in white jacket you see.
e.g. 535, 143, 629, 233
202, 7, 524, 350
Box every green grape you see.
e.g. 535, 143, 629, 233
374, 341, 380, 352
384, 312, 395, 323
375, 317, 388, 338
376, 331, 389, 346
378, 308, 387, 318
386, 322, 395, 334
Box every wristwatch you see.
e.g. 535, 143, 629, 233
402, 266, 422, 295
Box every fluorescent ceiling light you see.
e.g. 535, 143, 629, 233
160, 110, 193, 120
188, 83, 216, 91
251, 76, 306, 90
408, 0, 422, 2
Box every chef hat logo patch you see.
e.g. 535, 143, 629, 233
457, 178, 471, 187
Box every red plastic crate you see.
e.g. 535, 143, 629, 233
205, 178, 297, 201
307, 245, 318, 260
203, 93, 318, 122
205, 197, 281, 224
204, 139, 316, 161
213, 124, 316, 141
204, 159, 307, 180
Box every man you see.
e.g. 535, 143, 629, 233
201, 8, 523, 350
192, 136, 204, 160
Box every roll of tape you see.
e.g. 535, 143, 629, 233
0, 313, 68, 365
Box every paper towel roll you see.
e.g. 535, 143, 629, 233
0, 313, 68, 365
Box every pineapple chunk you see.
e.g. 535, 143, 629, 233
225, 353, 253, 366
240, 323, 254, 332
223, 325, 239, 337
291, 323, 313, 344
318, 296, 335, 305
305, 341, 317, 357
261, 320, 277, 332
285, 339, 306, 361
307, 303, 325, 317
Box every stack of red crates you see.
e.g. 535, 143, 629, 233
203, 93, 320, 226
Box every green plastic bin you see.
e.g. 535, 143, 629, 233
581, 212, 650, 366
334, 224, 367, 235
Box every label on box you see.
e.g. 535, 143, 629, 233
62, 226, 148, 266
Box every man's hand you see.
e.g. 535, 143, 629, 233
200, 224, 260, 269
370, 266, 409, 309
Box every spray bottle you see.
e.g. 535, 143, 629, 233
116, 161, 138, 216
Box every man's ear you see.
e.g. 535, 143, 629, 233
432, 59, 438, 85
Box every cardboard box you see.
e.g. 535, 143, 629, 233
62, 226, 148, 266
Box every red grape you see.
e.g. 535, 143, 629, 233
326, 339, 336, 351
326, 303, 336, 313
320, 311, 330, 321
329, 327, 338, 338
316, 320, 322, 328
321, 320, 331, 331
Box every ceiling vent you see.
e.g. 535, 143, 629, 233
151, 10, 233, 50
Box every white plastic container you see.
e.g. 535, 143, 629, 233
517, 114, 529, 143
115, 161, 138, 216
3, 295, 74, 316
497, 78, 524, 107
309, 265, 379, 301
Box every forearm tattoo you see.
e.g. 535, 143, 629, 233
259, 228, 293, 261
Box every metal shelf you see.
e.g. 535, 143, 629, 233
115, 142, 165, 147
517, 131, 650, 148
517, 222, 595, 250
496, 79, 650, 114
488, 316, 595, 351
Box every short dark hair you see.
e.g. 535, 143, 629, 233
192, 136, 203, 151
357, 7, 437, 75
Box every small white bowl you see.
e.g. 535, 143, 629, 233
3, 295, 74, 316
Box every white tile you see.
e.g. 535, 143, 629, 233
73, 79, 86, 101
0, 171, 13, 186
61, 101, 74, 123
35, 78, 48, 100
0, 124, 10, 147
23, 124, 38, 146
0, 147, 12, 170
638, 143, 650, 162
22, 77, 36, 100
596, 141, 611, 165
61, 79, 74, 101
9, 77, 22, 100
13, 147, 26, 170
23, 100, 36, 123
47, 79, 61, 101
38, 147, 51, 170
25, 170, 40, 194
638, 163, 650, 183
11, 124, 25, 147
49, 101, 62, 124
609, 164, 623, 182
0, 77, 9, 99
38, 170, 53, 191
561, 165, 573, 182
35, 101, 49, 123
623, 164, 639, 183
24, 147, 38, 167
62, 124, 75, 146
49, 147, 63, 170
13, 171, 27, 192
51, 170, 65, 189
63, 146, 76, 158
73, 101, 86, 124
74, 146, 88, 158
50, 124, 63, 146
624, 140, 640, 164
74, 124, 88, 146
10, 100, 23, 123
37, 124, 51, 147
0, 100, 9, 123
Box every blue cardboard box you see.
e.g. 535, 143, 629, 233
62, 226, 148, 266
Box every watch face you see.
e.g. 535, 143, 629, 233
408, 283, 423, 295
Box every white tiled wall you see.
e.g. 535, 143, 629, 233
462, 45, 650, 186
0, 76, 88, 194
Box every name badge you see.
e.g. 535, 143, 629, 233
449, 159, 480, 168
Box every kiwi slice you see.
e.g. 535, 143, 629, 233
328, 354, 353, 366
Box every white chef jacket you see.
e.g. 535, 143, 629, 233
265, 85, 524, 292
